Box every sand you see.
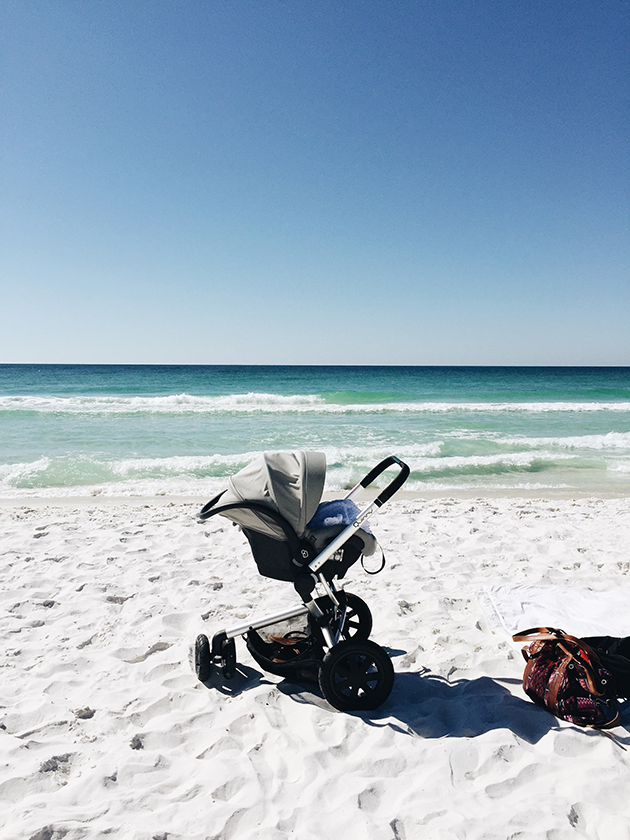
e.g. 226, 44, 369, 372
2, 495, 630, 840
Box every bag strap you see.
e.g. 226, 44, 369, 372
519, 643, 572, 715
513, 628, 600, 659
546, 655, 571, 712
513, 627, 568, 643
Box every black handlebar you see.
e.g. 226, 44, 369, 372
359, 456, 410, 506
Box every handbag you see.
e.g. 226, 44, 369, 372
513, 627, 620, 729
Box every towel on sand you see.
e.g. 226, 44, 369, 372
481, 585, 630, 639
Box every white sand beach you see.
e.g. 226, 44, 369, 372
2, 495, 630, 840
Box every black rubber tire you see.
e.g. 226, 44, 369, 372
195, 634, 212, 682
222, 637, 237, 679
319, 639, 394, 712
340, 592, 373, 641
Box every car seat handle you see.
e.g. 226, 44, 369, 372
358, 456, 410, 506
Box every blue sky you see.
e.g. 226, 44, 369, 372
1, 0, 628, 365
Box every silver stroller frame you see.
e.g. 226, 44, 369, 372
195, 455, 409, 711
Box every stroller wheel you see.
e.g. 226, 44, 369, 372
221, 637, 237, 679
340, 593, 373, 641
319, 639, 394, 712
195, 634, 212, 682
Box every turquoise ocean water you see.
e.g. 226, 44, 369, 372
1, 365, 630, 499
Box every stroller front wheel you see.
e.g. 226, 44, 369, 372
221, 637, 237, 679
319, 639, 394, 712
340, 592, 373, 641
195, 634, 212, 682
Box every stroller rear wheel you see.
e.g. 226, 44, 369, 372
319, 639, 394, 712
339, 592, 373, 641
195, 634, 212, 682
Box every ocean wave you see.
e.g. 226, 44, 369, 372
0, 445, 622, 499
0, 457, 51, 482
401, 480, 573, 493
2, 392, 630, 416
110, 452, 262, 476
610, 463, 630, 474
464, 431, 630, 451
0, 392, 325, 415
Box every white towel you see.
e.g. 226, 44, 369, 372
480, 585, 630, 640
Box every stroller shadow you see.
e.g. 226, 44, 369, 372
200, 663, 276, 696
278, 670, 555, 742
273, 668, 554, 742
200, 661, 630, 746
280, 669, 627, 747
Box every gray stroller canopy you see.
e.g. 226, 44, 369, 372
216, 451, 326, 540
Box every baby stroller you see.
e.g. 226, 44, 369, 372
194, 452, 409, 711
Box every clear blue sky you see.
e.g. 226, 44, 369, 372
1, 0, 628, 365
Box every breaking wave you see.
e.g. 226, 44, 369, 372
1, 443, 627, 499
2, 392, 630, 416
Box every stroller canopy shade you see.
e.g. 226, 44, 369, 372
217, 451, 326, 539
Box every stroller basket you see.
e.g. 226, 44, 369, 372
194, 452, 409, 712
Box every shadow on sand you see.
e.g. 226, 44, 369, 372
199, 656, 630, 746
276, 670, 556, 743
369, 671, 555, 743
200, 662, 275, 696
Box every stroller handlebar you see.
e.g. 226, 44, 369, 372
358, 456, 410, 506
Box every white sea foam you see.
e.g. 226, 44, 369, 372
492, 431, 630, 450
110, 452, 262, 476
0, 457, 51, 482
0, 474, 226, 499
415, 451, 577, 471
610, 463, 630, 474
0, 392, 325, 414
3, 392, 630, 415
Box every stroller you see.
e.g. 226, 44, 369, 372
194, 452, 409, 711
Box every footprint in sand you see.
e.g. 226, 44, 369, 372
484, 762, 544, 799
26, 827, 69, 840
357, 782, 384, 813
112, 641, 171, 663
39, 754, 72, 774
212, 776, 248, 802
448, 743, 479, 784
161, 613, 190, 631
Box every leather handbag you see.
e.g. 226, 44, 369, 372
513, 627, 620, 729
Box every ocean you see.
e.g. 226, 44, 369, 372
1, 364, 630, 499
